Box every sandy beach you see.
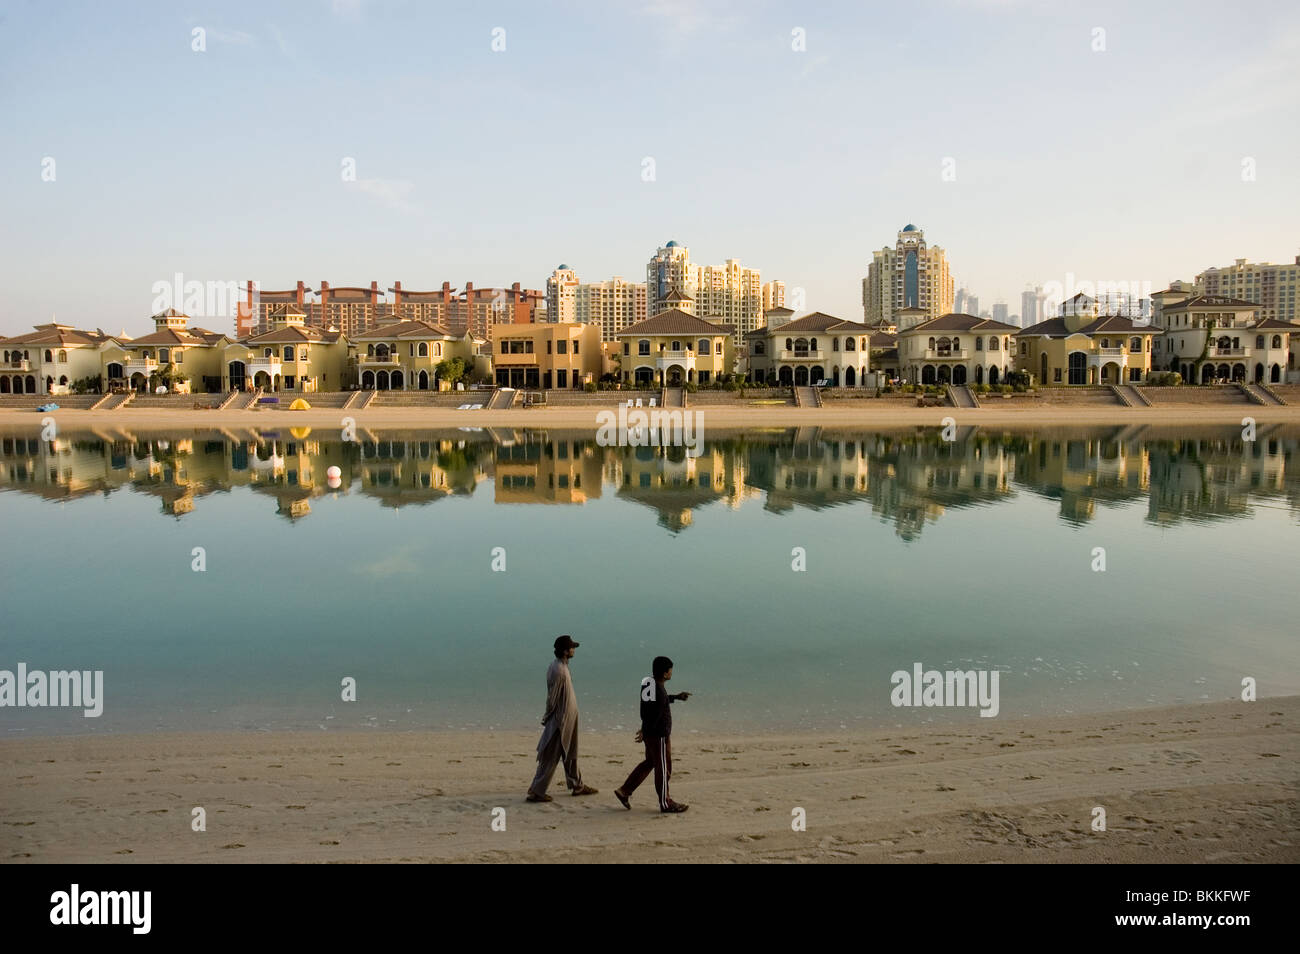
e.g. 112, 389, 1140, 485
4, 403, 1300, 433
3, 696, 1294, 863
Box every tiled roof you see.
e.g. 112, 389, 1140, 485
616, 309, 734, 337
1162, 295, 1259, 310
351, 319, 457, 340
773, 311, 870, 335
3, 324, 110, 346
243, 324, 342, 344
1017, 315, 1161, 337
1253, 318, 1298, 330
903, 313, 1020, 334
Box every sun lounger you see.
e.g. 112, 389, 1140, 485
649, 398, 656, 407
458, 403, 471, 410
635, 398, 643, 407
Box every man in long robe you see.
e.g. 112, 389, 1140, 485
526, 635, 598, 801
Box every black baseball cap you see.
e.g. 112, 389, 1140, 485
554, 635, 580, 651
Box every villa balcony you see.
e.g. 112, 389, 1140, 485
358, 354, 402, 366
922, 350, 969, 360
125, 357, 158, 374
1207, 346, 1249, 357
1089, 352, 1128, 367
655, 350, 696, 370
5, 359, 32, 372
248, 358, 283, 376
1095, 347, 1125, 356
778, 350, 825, 361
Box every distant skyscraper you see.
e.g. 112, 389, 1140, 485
953, 287, 968, 315
992, 301, 1009, 324
762, 280, 785, 312
966, 295, 979, 317
546, 266, 580, 325
1196, 256, 1300, 322
646, 240, 766, 346
546, 265, 647, 339
862, 224, 954, 326
1021, 284, 1044, 328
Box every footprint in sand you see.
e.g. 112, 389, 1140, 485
222, 843, 244, 850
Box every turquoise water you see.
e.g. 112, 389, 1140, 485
1, 425, 1297, 736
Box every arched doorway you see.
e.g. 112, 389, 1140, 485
45, 376, 54, 393
130, 372, 148, 392
228, 361, 246, 391
376, 370, 390, 390
988, 366, 999, 386
937, 366, 951, 385
0, 377, 9, 394
635, 366, 654, 386
1040, 353, 1048, 385
832, 367, 840, 386
974, 366, 983, 385
1232, 364, 1246, 382
794, 366, 809, 386
1254, 363, 1264, 383
1101, 362, 1120, 384
844, 366, 855, 387
778, 366, 793, 386
1271, 364, 1281, 383
810, 366, 825, 384
1201, 365, 1214, 384
107, 362, 124, 382
391, 370, 404, 390
362, 370, 375, 389
253, 371, 272, 390
418, 369, 429, 390
666, 365, 685, 386
921, 365, 936, 385
1067, 352, 1087, 385
952, 365, 967, 385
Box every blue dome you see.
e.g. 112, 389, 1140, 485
902, 223, 917, 232
665, 240, 678, 247
558, 264, 569, 270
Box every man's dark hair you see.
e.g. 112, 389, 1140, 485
653, 656, 674, 679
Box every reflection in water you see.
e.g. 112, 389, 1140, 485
2, 425, 1298, 533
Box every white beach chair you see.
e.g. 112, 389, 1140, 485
458, 403, 471, 410
649, 398, 657, 407
625, 399, 633, 408
471, 403, 483, 410
635, 398, 643, 408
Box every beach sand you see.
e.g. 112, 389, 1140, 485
3, 697, 1295, 863
2, 403, 1300, 434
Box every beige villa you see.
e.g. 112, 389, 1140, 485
745, 311, 873, 387
896, 313, 1019, 386
2, 323, 115, 395
612, 309, 734, 386
349, 318, 480, 391
1014, 294, 1161, 386
490, 321, 603, 390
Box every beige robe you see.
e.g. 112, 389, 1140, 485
536, 657, 579, 756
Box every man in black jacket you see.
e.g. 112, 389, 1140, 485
614, 656, 690, 813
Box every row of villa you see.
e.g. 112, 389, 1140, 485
3, 292, 1298, 396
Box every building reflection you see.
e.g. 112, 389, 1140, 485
3, 427, 1298, 532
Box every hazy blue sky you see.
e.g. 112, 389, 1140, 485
2, 0, 1297, 336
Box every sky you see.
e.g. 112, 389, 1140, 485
1, 0, 1298, 337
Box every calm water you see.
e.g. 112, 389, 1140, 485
2, 424, 1297, 736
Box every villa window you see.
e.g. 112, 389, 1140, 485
810, 338, 817, 351
952, 338, 960, 350
45, 350, 53, 362
436, 343, 442, 357
832, 338, 840, 351
1100, 339, 1108, 349
638, 339, 650, 356
160, 348, 171, 363
975, 338, 983, 351
786, 338, 793, 351
175, 350, 183, 364
368, 344, 376, 356
989, 337, 999, 351
283, 346, 294, 361
845, 337, 855, 351
558, 340, 567, 354
573, 340, 579, 354
546, 340, 552, 354
671, 341, 680, 351
928, 337, 936, 350
300, 349, 307, 361
698, 338, 709, 354
1272, 335, 1282, 348
264, 348, 273, 358
715, 340, 722, 355
58, 350, 67, 362
755, 341, 765, 355
1130, 337, 1141, 351
624, 342, 630, 355
418, 342, 428, 357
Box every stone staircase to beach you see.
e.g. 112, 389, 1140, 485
947, 385, 979, 409
1240, 382, 1286, 406
793, 385, 821, 408
1110, 384, 1152, 407
662, 387, 686, 408
93, 391, 135, 410
485, 388, 518, 409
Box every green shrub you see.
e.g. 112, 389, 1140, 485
583, 381, 597, 393
1000, 384, 1014, 394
